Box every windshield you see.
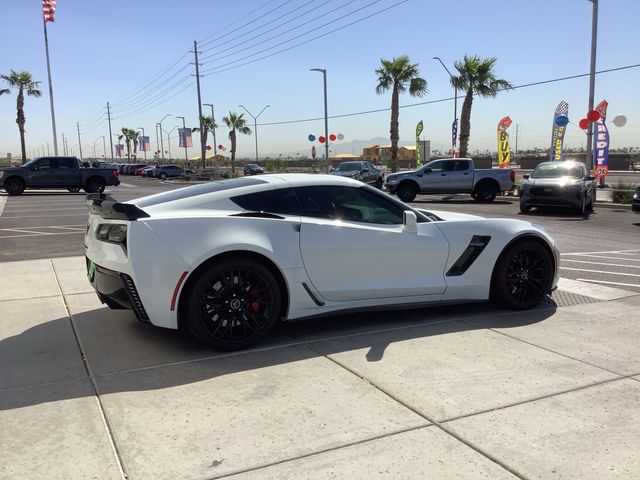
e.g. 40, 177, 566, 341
22, 158, 38, 167
335, 162, 361, 172
532, 163, 584, 179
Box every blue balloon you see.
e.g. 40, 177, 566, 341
308, 134, 316, 142
555, 115, 569, 126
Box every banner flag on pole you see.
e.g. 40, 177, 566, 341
451, 119, 458, 157
178, 128, 193, 148
115, 145, 124, 157
139, 136, 150, 152
593, 99, 609, 179
497, 116, 512, 169
415, 120, 423, 164
549, 101, 569, 161
42, 0, 56, 22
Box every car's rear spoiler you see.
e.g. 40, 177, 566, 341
86, 193, 149, 221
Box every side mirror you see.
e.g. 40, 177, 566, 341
329, 167, 335, 173
31, 164, 39, 171
402, 211, 418, 234
522, 174, 530, 179
425, 168, 432, 173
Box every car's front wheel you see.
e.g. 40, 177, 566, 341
159, 172, 167, 180
397, 182, 418, 203
185, 259, 282, 350
3, 177, 25, 195
491, 239, 554, 309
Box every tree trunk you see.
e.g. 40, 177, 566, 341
389, 84, 399, 172
16, 89, 27, 163
458, 87, 474, 157
230, 129, 236, 177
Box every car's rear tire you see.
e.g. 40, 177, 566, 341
4, 177, 25, 195
184, 259, 282, 351
374, 177, 383, 189
491, 239, 554, 310
159, 172, 167, 180
519, 203, 531, 213
397, 182, 418, 203
67, 187, 81, 193
473, 183, 497, 203
84, 178, 105, 193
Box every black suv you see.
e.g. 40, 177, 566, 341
244, 163, 264, 176
633, 184, 640, 214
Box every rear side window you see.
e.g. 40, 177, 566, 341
231, 188, 301, 215
57, 158, 76, 169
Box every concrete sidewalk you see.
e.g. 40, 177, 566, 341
1, 257, 640, 480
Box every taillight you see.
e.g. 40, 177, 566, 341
510, 170, 515, 182
112, 169, 119, 178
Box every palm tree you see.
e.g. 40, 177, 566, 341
0, 70, 42, 163
375, 56, 427, 172
118, 128, 138, 161
451, 55, 513, 157
222, 112, 251, 176
193, 115, 217, 169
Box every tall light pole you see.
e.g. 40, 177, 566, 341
163, 126, 179, 160
137, 127, 147, 161
239, 104, 270, 164
157, 114, 171, 160
310, 68, 329, 173
175, 116, 189, 161
433, 56, 458, 155
585, 0, 599, 173
155, 124, 161, 162
203, 103, 218, 165
92, 136, 104, 160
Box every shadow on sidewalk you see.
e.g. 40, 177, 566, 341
0, 301, 556, 410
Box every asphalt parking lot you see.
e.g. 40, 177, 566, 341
1, 174, 640, 479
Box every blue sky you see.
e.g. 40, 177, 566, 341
1, 0, 639, 159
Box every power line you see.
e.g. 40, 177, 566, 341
200, 0, 408, 75
257, 64, 640, 126
110, 67, 192, 113
111, 73, 193, 118
111, 80, 196, 121
199, 0, 353, 64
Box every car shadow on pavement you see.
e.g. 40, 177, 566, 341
0, 301, 556, 410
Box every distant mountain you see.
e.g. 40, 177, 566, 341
262, 137, 415, 159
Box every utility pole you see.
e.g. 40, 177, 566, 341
155, 124, 161, 162
585, 0, 599, 173
310, 68, 329, 173
175, 116, 188, 161
515, 124, 519, 155
61, 132, 66, 155
193, 41, 205, 169
106, 101, 114, 160
76, 122, 83, 160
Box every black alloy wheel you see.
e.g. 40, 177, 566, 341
84, 178, 105, 193
159, 172, 167, 180
186, 259, 282, 350
491, 240, 553, 309
4, 177, 25, 195
397, 183, 418, 203
473, 183, 497, 203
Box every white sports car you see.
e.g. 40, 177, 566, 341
85, 174, 559, 350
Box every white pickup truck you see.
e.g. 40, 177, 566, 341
385, 158, 515, 203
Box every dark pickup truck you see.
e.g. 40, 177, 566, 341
0, 156, 120, 195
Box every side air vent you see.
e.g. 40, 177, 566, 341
446, 235, 491, 277
121, 273, 151, 323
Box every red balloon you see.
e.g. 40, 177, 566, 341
319, 136, 326, 143
578, 118, 589, 130
587, 110, 601, 122
329, 134, 336, 141
206, 145, 212, 150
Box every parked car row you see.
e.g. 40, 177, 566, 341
114, 163, 191, 179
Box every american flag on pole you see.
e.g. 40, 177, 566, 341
43, 0, 56, 23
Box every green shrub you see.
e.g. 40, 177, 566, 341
611, 183, 635, 204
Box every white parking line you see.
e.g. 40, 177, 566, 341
0, 231, 84, 239
577, 278, 640, 289
0, 213, 88, 219
577, 255, 640, 263
4, 207, 88, 213
0, 227, 48, 234
560, 267, 640, 278
0, 196, 6, 218
561, 249, 640, 256
562, 259, 640, 269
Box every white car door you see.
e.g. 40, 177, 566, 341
296, 185, 450, 302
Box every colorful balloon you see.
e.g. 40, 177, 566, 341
555, 115, 569, 127
206, 145, 212, 150
578, 118, 589, 130
329, 134, 336, 141
308, 134, 316, 142
587, 110, 601, 122
337, 133, 344, 141
319, 136, 326, 143
612, 114, 627, 127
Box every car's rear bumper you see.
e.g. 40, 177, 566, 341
632, 201, 640, 213
86, 257, 151, 323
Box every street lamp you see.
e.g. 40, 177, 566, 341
585, 0, 599, 173
92, 135, 104, 160
310, 68, 329, 173
175, 116, 188, 161
433, 57, 458, 155
137, 127, 147, 161
239, 104, 270, 164
163, 126, 179, 160
157, 114, 171, 160
203, 103, 218, 162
